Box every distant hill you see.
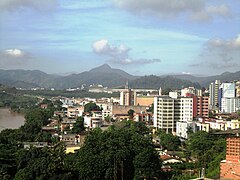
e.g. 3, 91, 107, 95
0, 65, 239, 90
171, 71, 240, 87
0, 64, 137, 89
129, 75, 201, 89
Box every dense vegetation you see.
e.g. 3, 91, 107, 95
0, 87, 38, 112
21, 90, 120, 99
75, 122, 163, 179
0, 118, 164, 179
129, 75, 201, 89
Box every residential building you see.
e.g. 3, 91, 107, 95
154, 96, 175, 133
181, 87, 202, 97
209, 80, 221, 110
221, 97, 240, 113
133, 112, 153, 125
186, 93, 209, 118
196, 122, 210, 132
153, 96, 193, 133
225, 120, 240, 130
120, 89, 136, 106
220, 137, 240, 179
60, 118, 76, 132
67, 106, 84, 118
176, 121, 197, 139
84, 111, 103, 129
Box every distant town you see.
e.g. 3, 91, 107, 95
0, 77, 240, 179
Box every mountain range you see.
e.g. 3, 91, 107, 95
0, 64, 239, 90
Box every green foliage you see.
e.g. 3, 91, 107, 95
76, 121, 162, 179
0, 91, 38, 112
22, 89, 120, 98
84, 102, 101, 112
147, 103, 154, 113
14, 143, 75, 180
187, 131, 211, 156
71, 117, 85, 134
187, 132, 226, 178
129, 75, 201, 89
0, 144, 18, 178
127, 109, 135, 119
158, 130, 181, 151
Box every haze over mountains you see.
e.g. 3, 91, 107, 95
0, 64, 239, 90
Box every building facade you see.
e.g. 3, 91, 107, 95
153, 96, 193, 133
220, 137, 240, 179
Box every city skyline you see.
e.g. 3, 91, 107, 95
0, 0, 239, 76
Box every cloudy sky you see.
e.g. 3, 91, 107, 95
0, 0, 239, 76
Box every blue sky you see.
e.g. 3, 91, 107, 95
0, 0, 239, 76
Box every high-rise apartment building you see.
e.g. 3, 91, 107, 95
153, 96, 193, 133
154, 96, 174, 133
209, 80, 221, 110
219, 82, 239, 113
186, 93, 209, 118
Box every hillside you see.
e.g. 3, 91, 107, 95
129, 75, 201, 89
0, 65, 137, 89
171, 71, 240, 87
0, 65, 239, 90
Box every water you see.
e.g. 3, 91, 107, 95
0, 108, 25, 132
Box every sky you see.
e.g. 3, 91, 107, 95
0, 0, 239, 76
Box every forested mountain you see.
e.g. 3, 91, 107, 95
0, 65, 136, 89
129, 75, 201, 89
0, 65, 239, 89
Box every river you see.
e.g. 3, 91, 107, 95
0, 108, 25, 132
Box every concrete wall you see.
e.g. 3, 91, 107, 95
112, 105, 147, 115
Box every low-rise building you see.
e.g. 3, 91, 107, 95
133, 112, 153, 125
176, 121, 197, 139
67, 106, 84, 118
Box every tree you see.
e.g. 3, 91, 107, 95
14, 143, 74, 180
71, 116, 85, 134
76, 121, 162, 179
158, 130, 180, 151
127, 109, 135, 120
147, 103, 154, 113
84, 102, 100, 113
187, 131, 212, 157
186, 132, 226, 178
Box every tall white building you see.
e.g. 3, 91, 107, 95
154, 96, 174, 133
153, 96, 193, 134
221, 98, 240, 113
219, 82, 239, 113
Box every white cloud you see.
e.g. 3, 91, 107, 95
92, 39, 130, 57
4, 49, 25, 57
112, 0, 231, 22
92, 39, 161, 65
92, 39, 109, 53
0, 0, 57, 11
194, 35, 240, 70
0, 48, 33, 68
207, 35, 240, 50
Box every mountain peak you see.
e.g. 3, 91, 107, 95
89, 64, 112, 72
221, 71, 231, 76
